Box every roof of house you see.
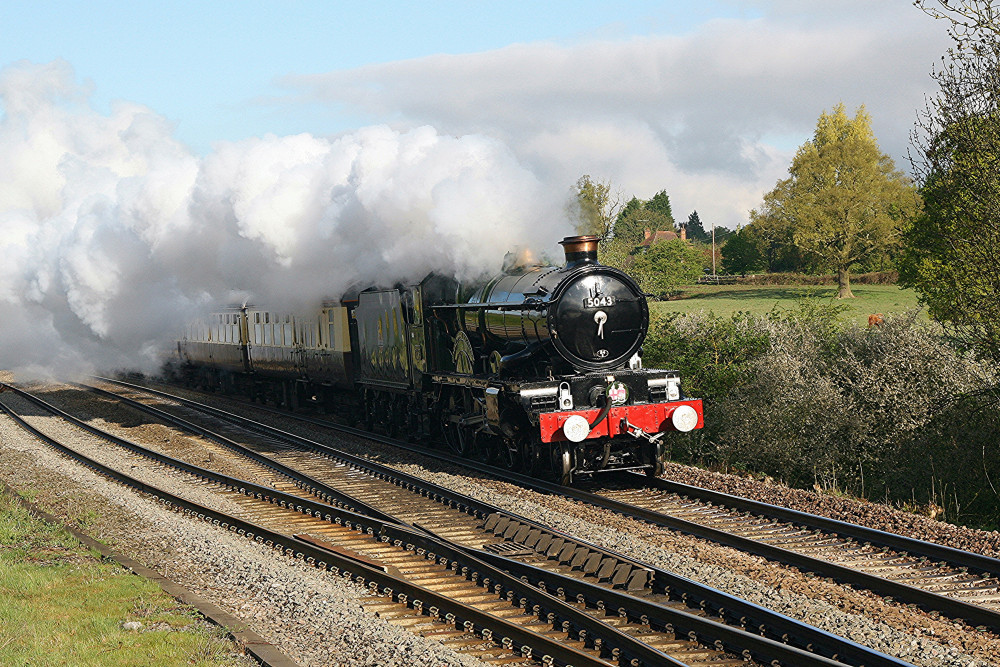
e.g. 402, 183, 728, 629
639, 229, 680, 246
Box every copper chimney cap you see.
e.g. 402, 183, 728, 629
559, 235, 600, 266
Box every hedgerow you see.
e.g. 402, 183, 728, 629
644, 304, 1000, 527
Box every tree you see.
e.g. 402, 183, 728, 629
610, 192, 677, 246
752, 104, 921, 297
645, 190, 675, 227
629, 239, 704, 298
612, 206, 674, 246
685, 210, 710, 242
568, 175, 622, 237
721, 227, 767, 274
899, 0, 1000, 361
615, 197, 644, 227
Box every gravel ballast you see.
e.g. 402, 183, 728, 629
141, 385, 1000, 667
7, 377, 1000, 666
0, 393, 489, 667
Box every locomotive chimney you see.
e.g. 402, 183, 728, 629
559, 235, 600, 267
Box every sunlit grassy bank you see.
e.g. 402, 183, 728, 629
654, 284, 923, 323
0, 489, 248, 666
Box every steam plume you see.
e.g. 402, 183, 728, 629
0, 60, 568, 377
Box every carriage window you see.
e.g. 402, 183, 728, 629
263, 324, 271, 345
254, 323, 261, 345
284, 323, 293, 345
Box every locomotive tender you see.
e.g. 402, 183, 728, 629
175, 235, 703, 484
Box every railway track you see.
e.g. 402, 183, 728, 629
593, 475, 1000, 628
0, 385, 684, 667
102, 377, 1000, 636
146, 375, 1000, 635
24, 377, 912, 667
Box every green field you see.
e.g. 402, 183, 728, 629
0, 490, 250, 666
652, 284, 924, 324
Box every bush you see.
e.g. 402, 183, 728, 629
645, 304, 1000, 527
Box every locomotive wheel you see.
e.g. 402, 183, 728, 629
398, 396, 413, 438
493, 419, 521, 471
402, 398, 420, 442
554, 442, 573, 485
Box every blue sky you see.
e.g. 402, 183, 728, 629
3, 1, 762, 152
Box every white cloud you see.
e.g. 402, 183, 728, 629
282, 3, 949, 228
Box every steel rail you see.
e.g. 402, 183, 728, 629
388, 439, 1000, 633
135, 375, 1000, 633
454, 541, 853, 667
89, 377, 913, 667
0, 387, 670, 667
552, 475, 1000, 634
22, 382, 395, 523
629, 472, 1000, 580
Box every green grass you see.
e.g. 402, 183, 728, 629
0, 490, 249, 667
654, 283, 923, 324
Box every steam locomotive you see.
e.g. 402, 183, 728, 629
174, 235, 703, 484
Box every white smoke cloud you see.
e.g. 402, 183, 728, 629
0, 60, 569, 377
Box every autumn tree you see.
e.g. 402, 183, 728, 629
751, 104, 921, 297
899, 0, 1000, 361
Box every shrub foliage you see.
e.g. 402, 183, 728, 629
644, 304, 999, 526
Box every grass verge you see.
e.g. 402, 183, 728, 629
655, 284, 922, 323
0, 489, 249, 666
